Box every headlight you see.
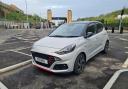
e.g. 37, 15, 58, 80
55, 44, 76, 55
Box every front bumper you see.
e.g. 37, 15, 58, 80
31, 50, 76, 73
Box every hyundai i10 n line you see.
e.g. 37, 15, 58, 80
31, 21, 109, 74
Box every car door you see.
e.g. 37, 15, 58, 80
84, 23, 98, 60
95, 23, 105, 53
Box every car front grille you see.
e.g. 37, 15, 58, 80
31, 51, 55, 68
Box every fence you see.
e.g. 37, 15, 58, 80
0, 20, 53, 29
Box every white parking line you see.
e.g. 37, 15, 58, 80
122, 58, 128, 68
103, 69, 128, 89
0, 82, 8, 89
16, 37, 38, 41
13, 47, 31, 51
0, 60, 31, 74
124, 47, 128, 49
10, 50, 31, 57
119, 38, 128, 41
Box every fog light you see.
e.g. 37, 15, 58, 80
54, 57, 61, 61
53, 64, 68, 70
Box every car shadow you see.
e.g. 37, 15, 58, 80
86, 52, 105, 64
33, 65, 77, 77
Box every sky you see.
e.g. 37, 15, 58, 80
1, 0, 128, 20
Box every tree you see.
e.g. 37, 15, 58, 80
6, 11, 25, 21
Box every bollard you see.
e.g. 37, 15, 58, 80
105, 26, 108, 30
112, 27, 114, 33
120, 26, 123, 34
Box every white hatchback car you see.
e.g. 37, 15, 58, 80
31, 21, 109, 74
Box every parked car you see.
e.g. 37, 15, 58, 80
33, 24, 41, 29
31, 21, 109, 74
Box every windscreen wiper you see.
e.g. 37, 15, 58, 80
49, 35, 65, 37
49, 35, 80, 38
64, 36, 80, 37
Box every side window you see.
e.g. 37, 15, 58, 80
96, 23, 103, 33
86, 24, 96, 37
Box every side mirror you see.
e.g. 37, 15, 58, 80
85, 32, 93, 38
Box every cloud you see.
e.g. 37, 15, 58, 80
44, 5, 68, 9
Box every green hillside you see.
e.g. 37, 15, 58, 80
103, 8, 128, 17
6, 11, 46, 23
0, 1, 46, 24
78, 8, 128, 27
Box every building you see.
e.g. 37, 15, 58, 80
0, 1, 23, 18
9, 4, 24, 13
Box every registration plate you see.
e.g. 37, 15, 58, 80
35, 57, 48, 64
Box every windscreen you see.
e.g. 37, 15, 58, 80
49, 23, 86, 37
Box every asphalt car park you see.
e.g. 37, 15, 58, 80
3, 37, 24, 43
0, 29, 128, 89
0, 51, 31, 69
18, 47, 32, 55
0, 41, 32, 51
0, 29, 45, 71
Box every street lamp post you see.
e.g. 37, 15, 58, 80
119, 15, 123, 33
25, 0, 28, 22
119, 7, 125, 34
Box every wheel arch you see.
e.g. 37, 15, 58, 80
79, 52, 87, 62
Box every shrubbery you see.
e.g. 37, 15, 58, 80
3, 11, 46, 24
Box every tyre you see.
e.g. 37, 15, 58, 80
103, 40, 109, 53
73, 53, 86, 75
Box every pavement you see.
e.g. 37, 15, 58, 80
0, 29, 128, 89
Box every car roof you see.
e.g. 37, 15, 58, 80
71, 21, 102, 24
